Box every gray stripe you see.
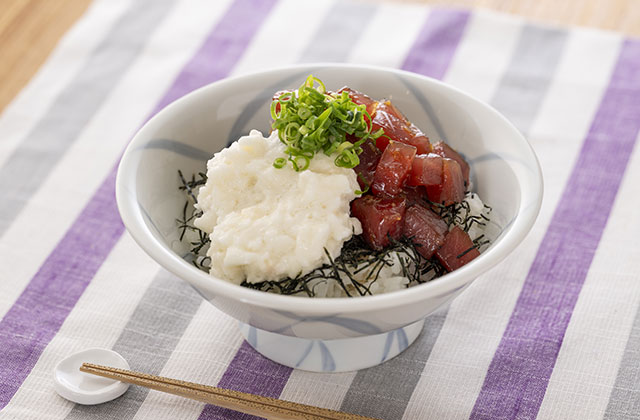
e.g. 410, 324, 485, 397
490, 24, 568, 135
0, 0, 175, 236
298, 0, 377, 63
339, 24, 568, 419
65, 270, 203, 420
603, 309, 640, 419
340, 310, 448, 419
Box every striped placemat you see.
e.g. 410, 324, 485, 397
1, 0, 639, 419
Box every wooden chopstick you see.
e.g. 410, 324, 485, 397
80, 363, 378, 420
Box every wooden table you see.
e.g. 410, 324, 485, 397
1, 0, 639, 114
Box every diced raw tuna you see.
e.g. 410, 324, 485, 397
372, 141, 417, 197
408, 153, 444, 187
351, 195, 407, 250
272, 90, 292, 100
402, 186, 429, 207
338, 87, 377, 115
435, 226, 480, 271
372, 101, 431, 154
426, 158, 465, 205
402, 133, 432, 155
402, 205, 448, 259
271, 90, 293, 114
352, 139, 382, 190
432, 141, 470, 186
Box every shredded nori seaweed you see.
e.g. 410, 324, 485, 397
177, 170, 491, 297
430, 195, 492, 233
176, 170, 211, 270
239, 235, 445, 297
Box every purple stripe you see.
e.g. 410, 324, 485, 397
158, 0, 277, 111
0, 170, 122, 408
198, 342, 292, 420
402, 8, 470, 80
470, 38, 640, 420
0, 0, 276, 409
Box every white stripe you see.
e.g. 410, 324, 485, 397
232, 0, 335, 76
537, 33, 637, 420
0, 0, 232, 319
279, 371, 356, 410
346, 3, 429, 67
0, 0, 130, 168
403, 20, 621, 420
1, 235, 161, 419
132, 304, 244, 420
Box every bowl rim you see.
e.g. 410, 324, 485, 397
116, 63, 543, 315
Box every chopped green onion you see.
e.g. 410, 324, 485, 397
270, 74, 380, 171
290, 154, 310, 171
273, 157, 287, 169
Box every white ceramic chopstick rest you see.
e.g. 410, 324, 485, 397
54, 348, 131, 405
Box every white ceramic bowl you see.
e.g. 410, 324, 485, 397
116, 64, 542, 372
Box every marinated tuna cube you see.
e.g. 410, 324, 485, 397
271, 90, 293, 114
402, 205, 448, 259
402, 185, 429, 207
351, 195, 407, 250
378, 131, 431, 156
372, 101, 431, 154
426, 158, 465, 205
338, 87, 377, 116
402, 132, 432, 156
432, 141, 470, 186
435, 226, 480, 271
372, 141, 417, 197
352, 139, 381, 190
408, 153, 444, 187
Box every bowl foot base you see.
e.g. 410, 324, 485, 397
239, 319, 425, 372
